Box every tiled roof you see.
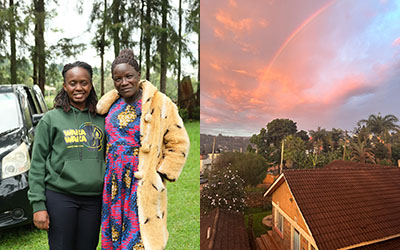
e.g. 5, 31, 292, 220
283, 166, 400, 250
200, 208, 251, 250
355, 236, 400, 249
324, 160, 397, 169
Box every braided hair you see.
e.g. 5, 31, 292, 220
111, 49, 141, 77
54, 61, 98, 115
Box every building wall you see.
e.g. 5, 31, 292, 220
272, 207, 312, 250
301, 235, 309, 250
270, 181, 318, 250
272, 181, 310, 234
271, 206, 292, 250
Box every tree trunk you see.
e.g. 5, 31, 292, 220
112, 0, 120, 57
9, 0, 16, 85
32, 42, 38, 86
35, 0, 45, 94
100, 0, 107, 96
159, 0, 167, 93
177, 0, 182, 106
139, 0, 145, 69
145, 0, 151, 80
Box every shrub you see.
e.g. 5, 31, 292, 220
200, 165, 247, 214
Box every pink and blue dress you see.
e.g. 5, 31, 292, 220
102, 98, 144, 250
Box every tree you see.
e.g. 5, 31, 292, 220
33, 0, 45, 94
338, 133, 351, 161
186, 0, 199, 94
391, 142, 400, 166
212, 152, 267, 187
177, 0, 182, 105
283, 135, 309, 169
0, 1, 30, 85
350, 138, 376, 164
90, 0, 110, 96
138, 0, 145, 67
111, 0, 120, 57
144, 0, 151, 80
251, 119, 298, 165
9, 0, 16, 85
328, 128, 345, 152
250, 128, 268, 158
159, 0, 168, 93
0, 3, 7, 54
357, 113, 399, 164
357, 113, 400, 137
201, 165, 247, 214
266, 118, 297, 148
373, 142, 390, 164
296, 130, 309, 142
246, 144, 255, 153
309, 127, 329, 152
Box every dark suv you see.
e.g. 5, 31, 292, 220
0, 84, 48, 229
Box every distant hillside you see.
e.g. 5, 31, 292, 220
200, 134, 252, 154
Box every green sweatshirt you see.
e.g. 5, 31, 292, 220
28, 106, 106, 213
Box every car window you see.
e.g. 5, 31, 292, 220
0, 93, 21, 134
19, 90, 34, 130
32, 85, 48, 112
24, 87, 41, 115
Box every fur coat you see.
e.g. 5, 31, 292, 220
97, 80, 190, 250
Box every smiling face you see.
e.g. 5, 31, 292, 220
112, 63, 141, 103
63, 67, 92, 110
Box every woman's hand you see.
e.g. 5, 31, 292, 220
33, 210, 50, 230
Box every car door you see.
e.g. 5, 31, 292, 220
32, 85, 48, 113
17, 87, 35, 149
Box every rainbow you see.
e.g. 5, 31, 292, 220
266, 0, 338, 75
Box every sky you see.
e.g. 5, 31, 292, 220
201, 0, 400, 136
46, 0, 197, 76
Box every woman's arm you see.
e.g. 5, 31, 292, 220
157, 101, 190, 182
28, 118, 52, 214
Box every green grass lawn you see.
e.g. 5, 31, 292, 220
0, 121, 199, 250
244, 207, 272, 237
166, 121, 199, 250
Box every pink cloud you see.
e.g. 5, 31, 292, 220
210, 63, 222, 71
392, 37, 400, 46
259, 19, 269, 28
213, 27, 224, 39
215, 10, 253, 35
201, 0, 400, 136
202, 116, 221, 124
320, 75, 370, 105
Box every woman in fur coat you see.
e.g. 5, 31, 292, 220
96, 49, 190, 250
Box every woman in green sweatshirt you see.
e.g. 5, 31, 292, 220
28, 61, 106, 250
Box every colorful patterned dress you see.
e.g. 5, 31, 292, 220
102, 97, 144, 250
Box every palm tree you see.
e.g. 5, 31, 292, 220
339, 130, 351, 161
357, 113, 400, 162
309, 127, 327, 142
309, 127, 327, 152
350, 138, 376, 164
357, 113, 400, 136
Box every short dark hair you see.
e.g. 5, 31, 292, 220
54, 61, 98, 115
62, 61, 93, 81
111, 49, 141, 76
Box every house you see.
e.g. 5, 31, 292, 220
201, 208, 251, 250
258, 161, 400, 250
200, 153, 220, 173
263, 173, 277, 187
